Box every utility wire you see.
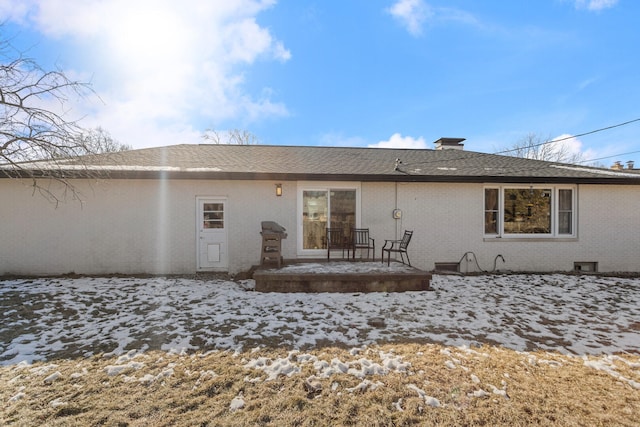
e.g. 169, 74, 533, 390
399, 117, 640, 172
493, 117, 640, 156
576, 150, 640, 165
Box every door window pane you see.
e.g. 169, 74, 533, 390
303, 191, 327, 249
329, 190, 356, 237
203, 203, 224, 229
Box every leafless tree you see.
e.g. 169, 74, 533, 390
502, 133, 585, 164
76, 127, 131, 154
202, 128, 260, 145
0, 37, 126, 204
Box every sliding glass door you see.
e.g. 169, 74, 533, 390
301, 188, 357, 251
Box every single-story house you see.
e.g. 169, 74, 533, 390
1, 139, 639, 276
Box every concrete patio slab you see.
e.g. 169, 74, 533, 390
253, 261, 431, 293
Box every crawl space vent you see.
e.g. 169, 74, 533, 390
434, 262, 460, 272
574, 262, 598, 273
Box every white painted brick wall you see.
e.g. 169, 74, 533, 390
1, 179, 638, 275
0, 179, 295, 275
363, 182, 640, 273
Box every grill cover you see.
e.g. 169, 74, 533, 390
261, 221, 286, 235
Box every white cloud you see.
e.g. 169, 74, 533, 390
436, 7, 482, 27
548, 134, 601, 163
0, 0, 290, 148
574, 0, 618, 11
387, 0, 432, 36
369, 133, 427, 149
0, 0, 31, 24
549, 134, 583, 156
577, 77, 598, 91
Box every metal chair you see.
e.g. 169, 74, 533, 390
351, 228, 375, 260
326, 228, 349, 260
381, 230, 413, 266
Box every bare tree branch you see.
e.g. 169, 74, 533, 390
502, 133, 585, 164
0, 33, 128, 205
202, 128, 260, 145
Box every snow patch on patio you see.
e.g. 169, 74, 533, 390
264, 261, 417, 274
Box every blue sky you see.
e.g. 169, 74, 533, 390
1, 0, 639, 166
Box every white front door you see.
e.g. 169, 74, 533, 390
197, 197, 228, 271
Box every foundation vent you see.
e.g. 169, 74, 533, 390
434, 262, 460, 272
574, 262, 598, 273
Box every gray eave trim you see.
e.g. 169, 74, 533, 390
4, 168, 638, 185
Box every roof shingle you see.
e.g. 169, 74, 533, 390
6, 144, 640, 184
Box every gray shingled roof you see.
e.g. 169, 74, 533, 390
6, 144, 640, 184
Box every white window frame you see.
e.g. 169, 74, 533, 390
483, 185, 577, 239
297, 182, 361, 257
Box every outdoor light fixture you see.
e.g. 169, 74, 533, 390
275, 184, 282, 197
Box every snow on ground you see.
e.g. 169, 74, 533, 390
1, 265, 639, 367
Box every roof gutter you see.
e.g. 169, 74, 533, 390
3, 168, 639, 185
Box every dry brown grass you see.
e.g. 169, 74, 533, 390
2, 343, 638, 426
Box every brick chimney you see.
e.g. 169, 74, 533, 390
611, 161, 623, 170
434, 137, 465, 150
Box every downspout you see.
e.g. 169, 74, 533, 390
395, 181, 397, 239
394, 181, 401, 240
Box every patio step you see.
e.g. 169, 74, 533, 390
254, 265, 431, 293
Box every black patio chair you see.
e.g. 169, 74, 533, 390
351, 228, 375, 260
326, 228, 349, 260
381, 230, 413, 266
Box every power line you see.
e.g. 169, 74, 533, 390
576, 150, 640, 164
396, 117, 640, 174
493, 117, 640, 155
